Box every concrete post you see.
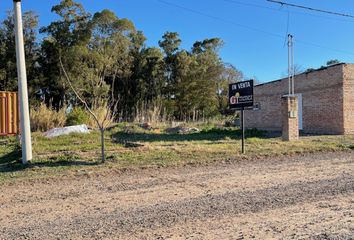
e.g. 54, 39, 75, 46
13, 0, 33, 163
282, 95, 299, 141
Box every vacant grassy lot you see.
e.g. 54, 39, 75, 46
0, 123, 353, 183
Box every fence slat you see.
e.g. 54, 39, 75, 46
13, 93, 18, 134
0, 92, 5, 134
6, 92, 12, 134
0, 91, 19, 136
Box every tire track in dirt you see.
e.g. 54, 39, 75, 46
0, 152, 353, 239
1, 174, 353, 239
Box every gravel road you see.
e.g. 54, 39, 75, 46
0, 152, 353, 239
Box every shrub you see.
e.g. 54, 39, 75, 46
66, 108, 89, 126
246, 128, 267, 138
30, 104, 67, 132
87, 104, 115, 129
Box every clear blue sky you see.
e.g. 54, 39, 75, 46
1, 0, 354, 82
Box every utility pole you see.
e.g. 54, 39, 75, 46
13, 0, 32, 164
287, 34, 294, 96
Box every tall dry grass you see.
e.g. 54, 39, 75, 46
87, 105, 115, 129
134, 102, 164, 124
30, 104, 67, 132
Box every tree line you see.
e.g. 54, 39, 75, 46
0, 0, 243, 122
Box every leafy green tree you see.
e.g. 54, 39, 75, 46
0, 11, 39, 93
159, 32, 181, 56
158, 32, 182, 118
159, 33, 181, 89
40, 0, 91, 47
133, 47, 165, 121
189, 38, 224, 119
112, 28, 146, 121
217, 63, 243, 113
171, 50, 193, 120
326, 59, 340, 66
0, 0, 246, 125
162, 37, 224, 120
61, 9, 136, 162
39, 0, 91, 109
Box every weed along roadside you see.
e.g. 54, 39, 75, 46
0, 122, 353, 183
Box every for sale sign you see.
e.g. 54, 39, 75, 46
229, 80, 254, 109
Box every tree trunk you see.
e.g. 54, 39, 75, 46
100, 128, 105, 163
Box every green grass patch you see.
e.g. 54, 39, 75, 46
0, 124, 353, 183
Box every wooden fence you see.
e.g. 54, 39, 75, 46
0, 91, 19, 136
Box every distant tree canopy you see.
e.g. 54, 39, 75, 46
0, 11, 39, 92
0, 0, 243, 121
326, 59, 340, 66
305, 59, 342, 73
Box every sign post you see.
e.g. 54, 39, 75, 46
229, 80, 254, 154
241, 107, 245, 154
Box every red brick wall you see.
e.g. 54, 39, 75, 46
282, 96, 299, 141
245, 78, 287, 131
343, 64, 354, 134
245, 64, 347, 134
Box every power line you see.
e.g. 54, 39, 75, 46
223, 0, 354, 49
224, 0, 354, 23
158, 0, 283, 39
267, 0, 354, 19
223, 0, 282, 12
157, 0, 354, 56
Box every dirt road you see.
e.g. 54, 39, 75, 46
0, 152, 353, 239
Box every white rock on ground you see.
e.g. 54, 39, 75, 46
44, 124, 90, 138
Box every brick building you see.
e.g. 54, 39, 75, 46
245, 63, 354, 135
